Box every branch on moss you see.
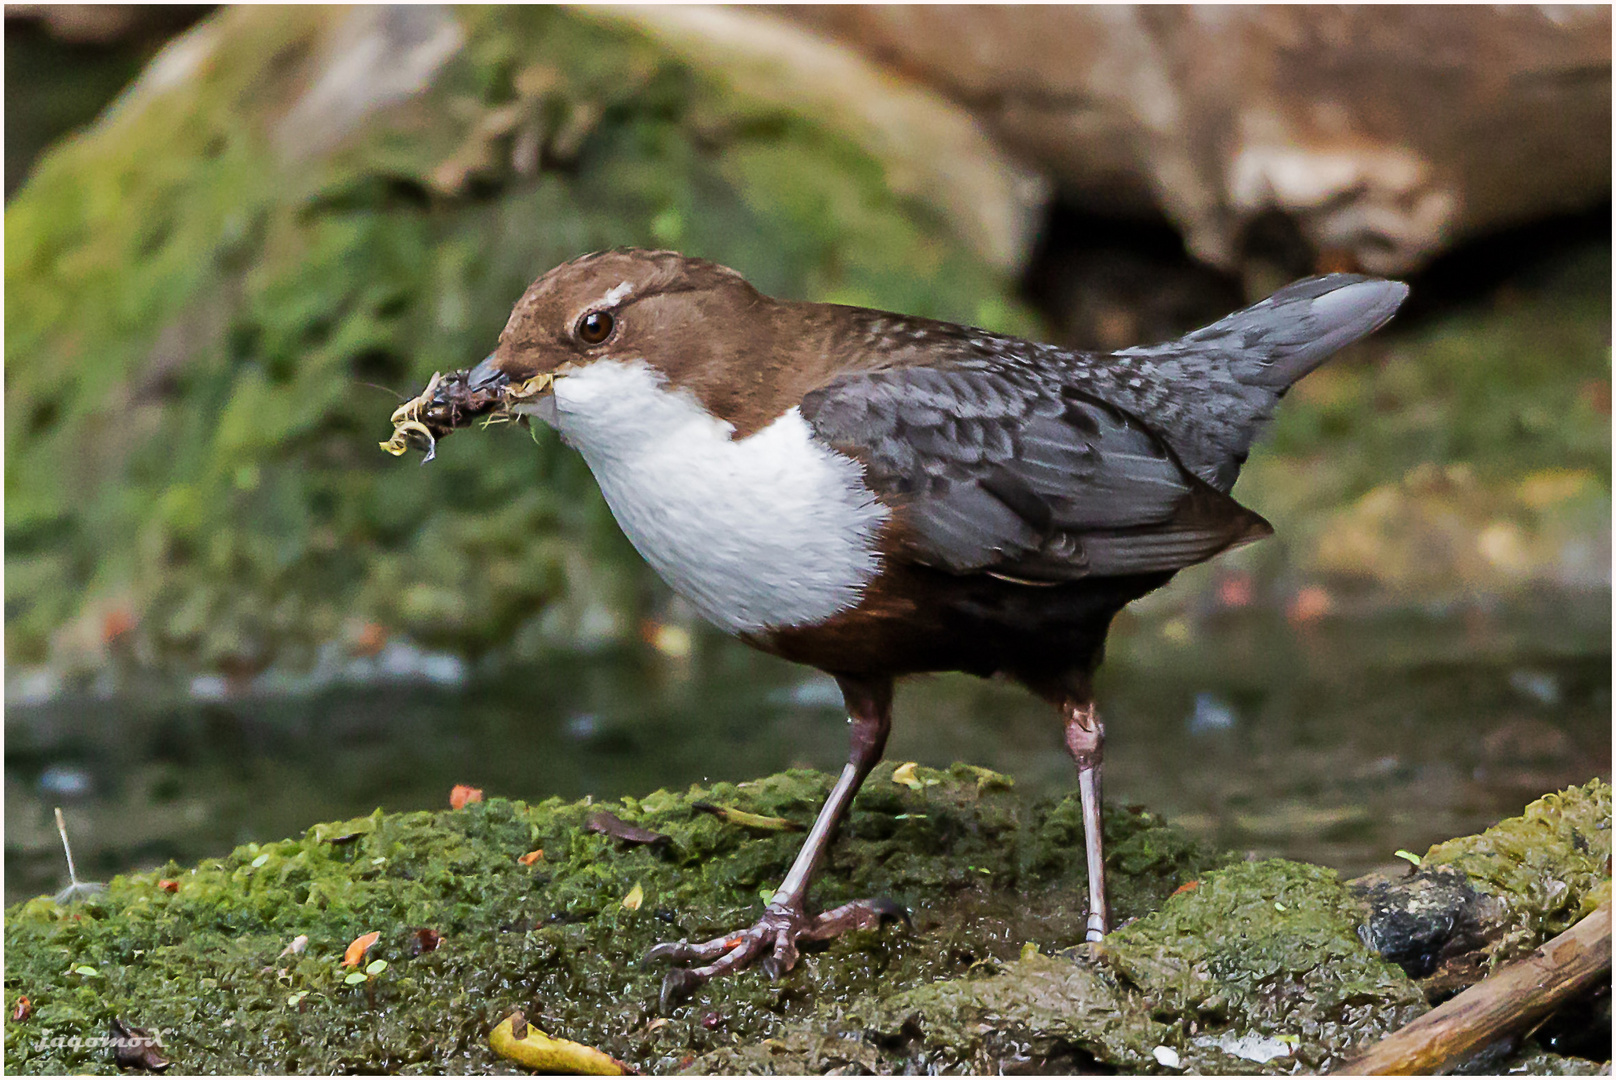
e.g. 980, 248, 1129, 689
1338, 900, 1611, 1075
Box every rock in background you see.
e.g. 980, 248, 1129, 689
786, 5, 1612, 278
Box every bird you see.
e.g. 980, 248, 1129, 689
384, 247, 1408, 1006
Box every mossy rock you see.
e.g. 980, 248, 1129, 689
1422, 779, 1613, 962
5, 772, 1607, 1074
4, 5, 1030, 677
3, 764, 1220, 1073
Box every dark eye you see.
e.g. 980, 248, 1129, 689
576, 310, 614, 345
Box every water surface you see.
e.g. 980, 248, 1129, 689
6, 597, 1608, 906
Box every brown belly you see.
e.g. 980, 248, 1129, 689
753, 560, 1175, 698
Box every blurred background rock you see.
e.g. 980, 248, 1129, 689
4, 6, 1609, 902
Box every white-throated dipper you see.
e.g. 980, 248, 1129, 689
384, 248, 1408, 1005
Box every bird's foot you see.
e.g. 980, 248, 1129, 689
645, 898, 908, 1010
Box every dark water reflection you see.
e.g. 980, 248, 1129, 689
6, 599, 1609, 906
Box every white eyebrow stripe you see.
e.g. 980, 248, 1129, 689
601, 281, 632, 306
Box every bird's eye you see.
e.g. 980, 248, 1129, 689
576, 310, 615, 346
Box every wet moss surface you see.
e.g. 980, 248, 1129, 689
1421, 779, 1613, 963
5, 772, 1606, 1074
1103, 861, 1429, 1072
1, 765, 1218, 1074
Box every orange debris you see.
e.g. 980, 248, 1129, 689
343, 931, 381, 968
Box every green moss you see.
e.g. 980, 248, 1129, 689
2, 764, 1214, 1074
692, 779, 1609, 1075
798, 862, 1424, 1074
5, 5, 1026, 674
1105, 860, 1428, 1072
1423, 779, 1611, 962
828, 948, 1167, 1074
695, 861, 1432, 1074
7, 775, 1606, 1074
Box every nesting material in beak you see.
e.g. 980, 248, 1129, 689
380, 367, 556, 463
381, 372, 446, 462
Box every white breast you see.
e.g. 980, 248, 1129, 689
520, 359, 889, 635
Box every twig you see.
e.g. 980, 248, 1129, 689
55, 807, 81, 886
1338, 900, 1612, 1074
53, 807, 107, 904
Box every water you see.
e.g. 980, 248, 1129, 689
6, 599, 1608, 906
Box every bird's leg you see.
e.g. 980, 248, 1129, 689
1062, 698, 1109, 941
646, 675, 905, 1008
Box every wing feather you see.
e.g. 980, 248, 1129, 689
801, 363, 1267, 581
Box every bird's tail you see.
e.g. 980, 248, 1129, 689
1182, 274, 1410, 393
1108, 273, 1409, 492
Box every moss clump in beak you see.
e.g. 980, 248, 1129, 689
380, 372, 448, 461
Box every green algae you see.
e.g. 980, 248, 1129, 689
1422, 779, 1612, 964
1, 764, 1217, 1074
690, 779, 1610, 1075
756, 861, 1428, 1075
6, 774, 1607, 1074
5, 5, 1028, 676
1104, 860, 1429, 1072
821, 948, 1164, 1075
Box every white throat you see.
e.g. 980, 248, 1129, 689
518, 359, 889, 635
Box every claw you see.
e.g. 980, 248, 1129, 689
644, 897, 906, 1006
643, 940, 689, 965
765, 932, 796, 980
645, 936, 733, 966
659, 967, 705, 1013
699, 939, 754, 977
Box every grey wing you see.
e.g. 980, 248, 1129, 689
800, 364, 1271, 581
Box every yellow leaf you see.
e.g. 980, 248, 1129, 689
691, 802, 804, 832
891, 762, 923, 790
490, 1011, 629, 1075
621, 882, 644, 911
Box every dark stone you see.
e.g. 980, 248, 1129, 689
1351, 867, 1495, 980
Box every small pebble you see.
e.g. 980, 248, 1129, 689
38, 765, 93, 800
1187, 692, 1236, 733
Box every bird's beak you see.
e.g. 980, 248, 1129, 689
466, 353, 558, 403
465, 353, 505, 392
459, 351, 561, 427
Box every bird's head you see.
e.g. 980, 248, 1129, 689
382, 248, 777, 459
